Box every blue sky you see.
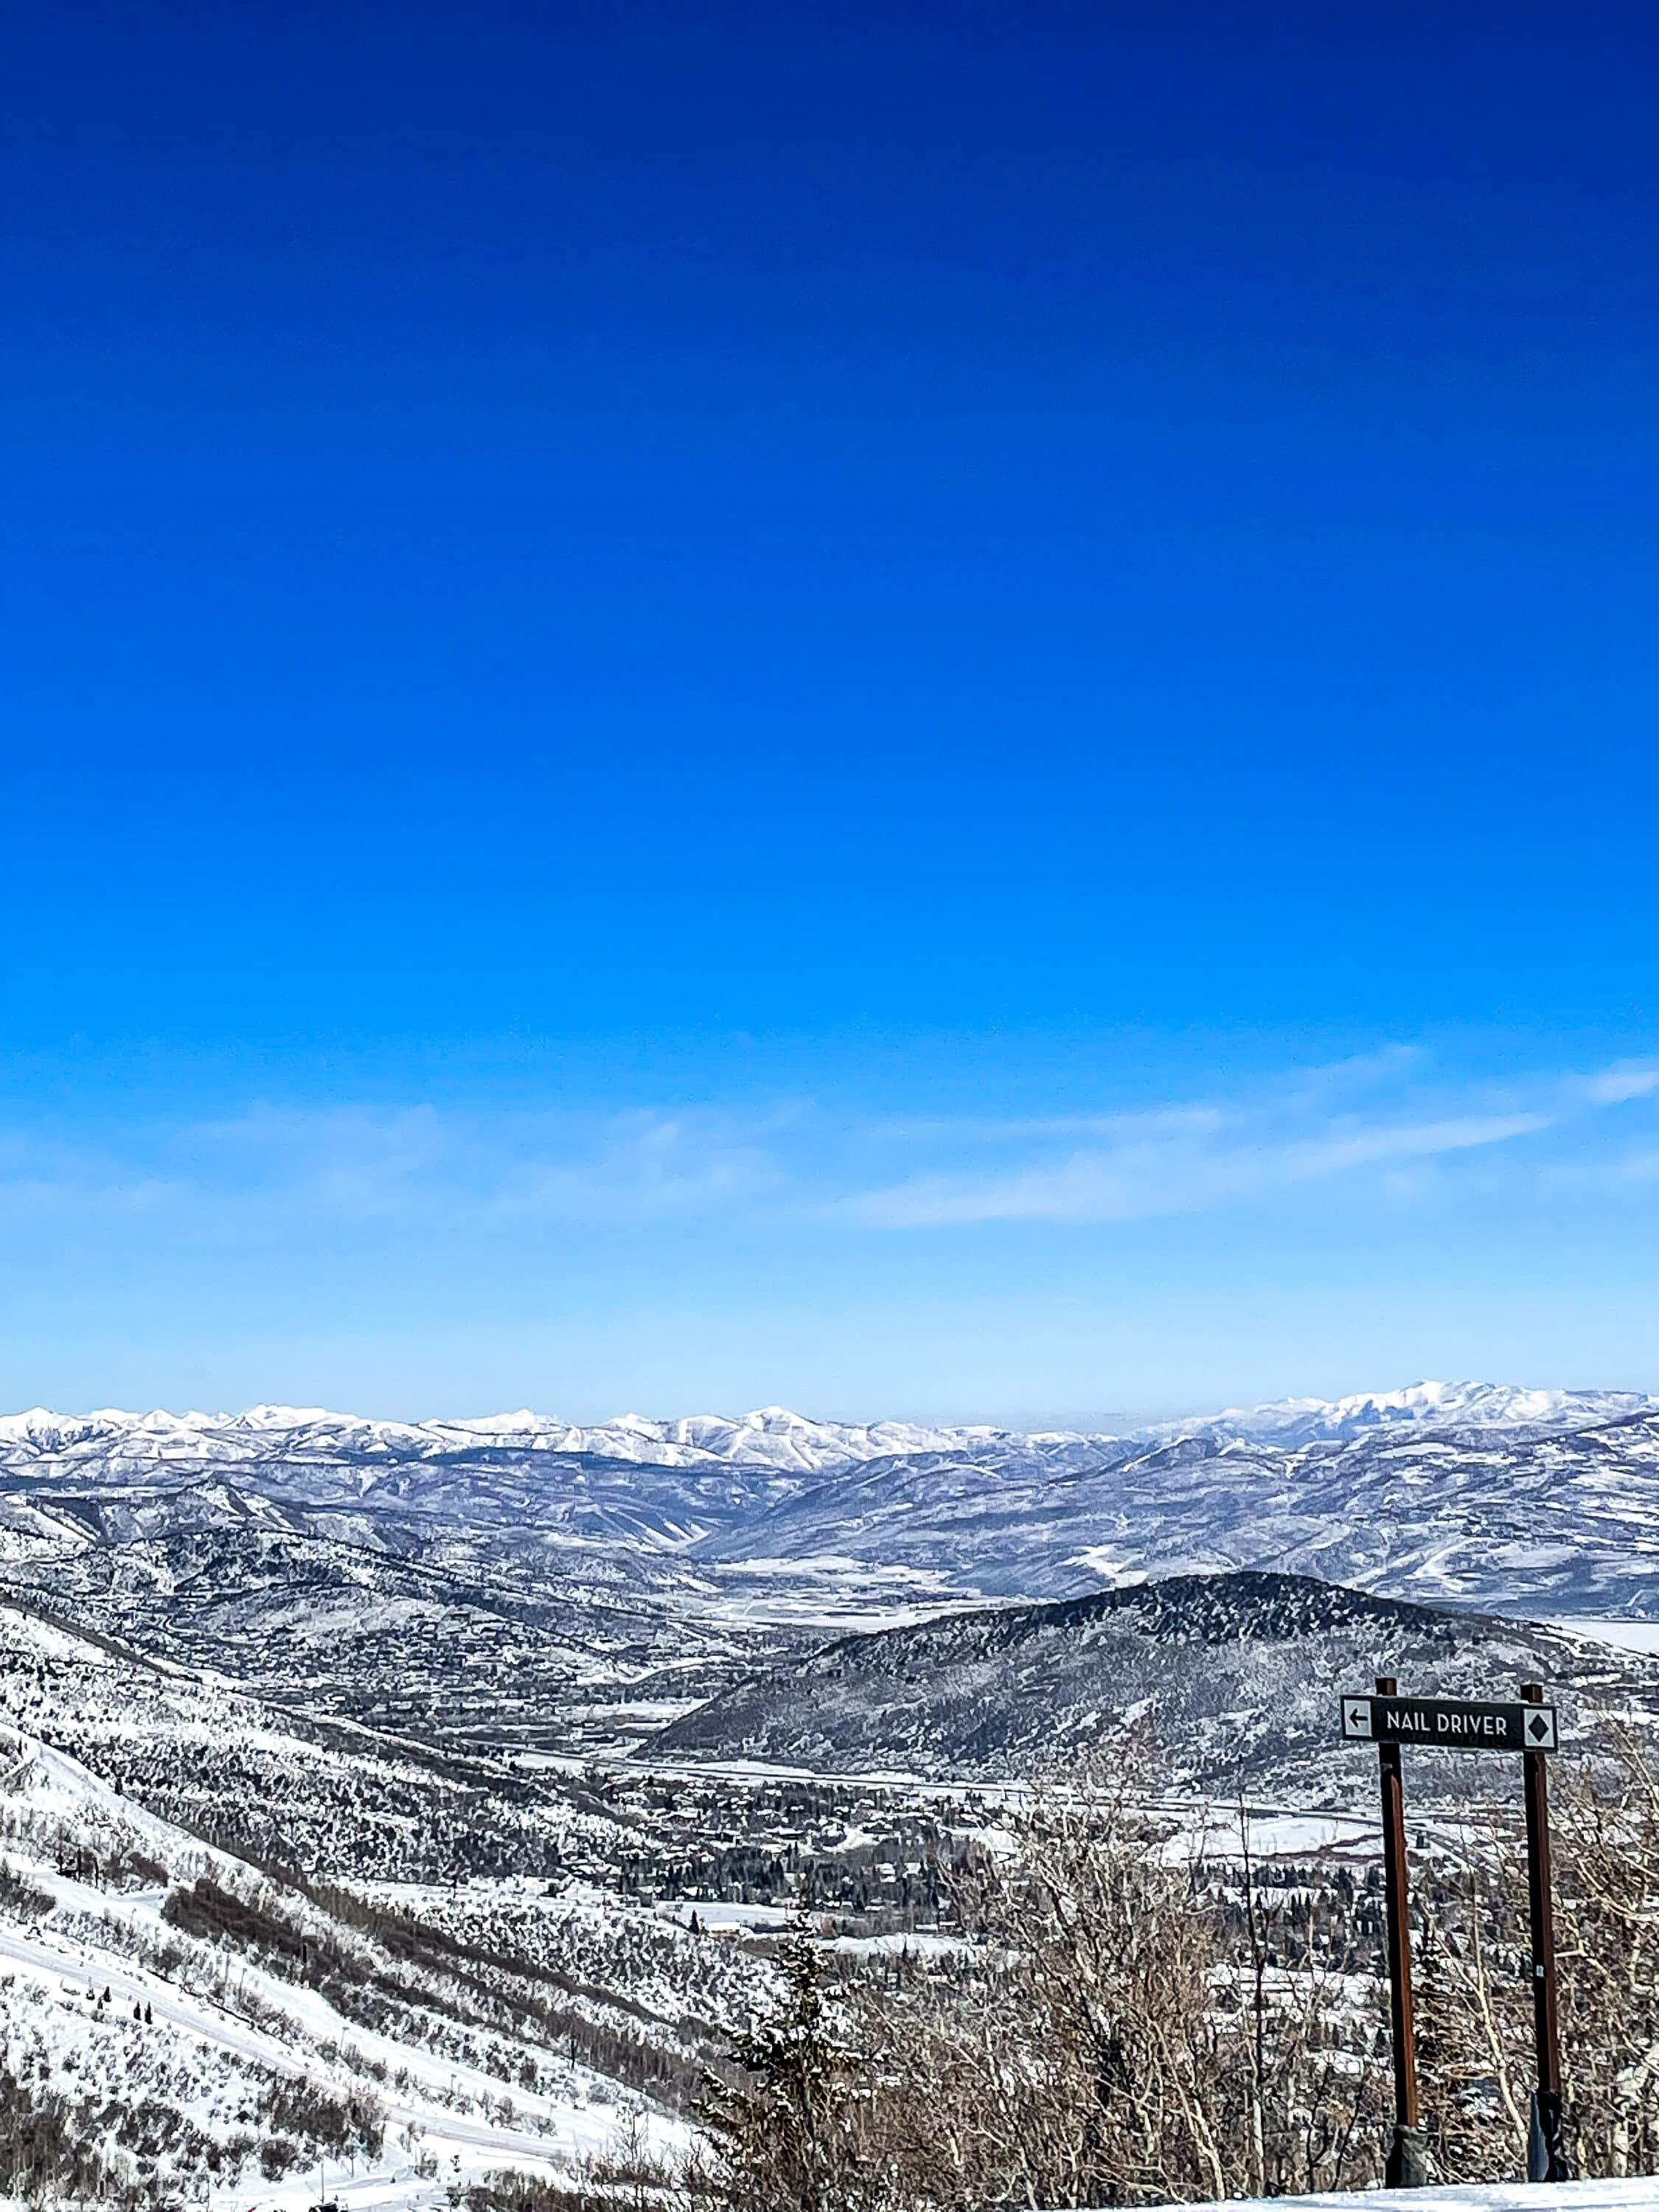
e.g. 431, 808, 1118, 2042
4, 0, 1658, 1421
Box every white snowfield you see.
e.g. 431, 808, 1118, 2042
1118, 2184, 1659, 2212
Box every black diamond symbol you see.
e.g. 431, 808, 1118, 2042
1529, 1715, 1550, 1739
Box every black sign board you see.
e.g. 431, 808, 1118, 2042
1340, 1692, 1558, 1752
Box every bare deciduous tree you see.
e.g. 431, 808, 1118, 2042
706, 1745, 1384, 2209
703, 1729, 1659, 2211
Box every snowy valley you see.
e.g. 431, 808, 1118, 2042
4, 1381, 1659, 2204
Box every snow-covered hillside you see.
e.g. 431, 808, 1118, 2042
0, 1600, 781, 2205
654, 1569, 1659, 1790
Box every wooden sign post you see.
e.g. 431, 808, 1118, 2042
1340, 1679, 1565, 2186
1521, 1683, 1567, 2182
1373, 1677, 1427, 2188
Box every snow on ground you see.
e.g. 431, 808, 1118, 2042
193, 2171, 462, 2212
1178, 1805, 1380, 1861
833, 1930, 970, 1957
0, 1714, 692, 2208
690, 1553, 1005, 1632
1557, 1618, 1659, 1656
0, 1871, 678, 2172
655, 1898, 796, 1930
1115, 2183, 1659, 2212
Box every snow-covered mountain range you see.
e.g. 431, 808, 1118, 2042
0, 1401, 998, 1478
1, 1377, 1658, 1760
1, 1380, 1652, 1481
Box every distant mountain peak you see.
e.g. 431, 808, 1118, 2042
1144, 1379, 1659, 1447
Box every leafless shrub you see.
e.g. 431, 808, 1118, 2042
725, 1732, 1659, 2205
1415, 1726, 1659, 2182
0, 1857, 55, 1922
453, 2137, 716, 2212
257, 2070, 386, 2160
703, 1743, 1387, 2209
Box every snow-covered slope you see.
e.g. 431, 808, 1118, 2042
0, 1591, 636, 1879
0, 1590, 828, 2204
0, 1597, 789, 2205
0, 1713, 685, 2192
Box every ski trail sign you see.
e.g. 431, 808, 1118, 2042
1343, 1679, 1568, 2188
1340, 1691, 1558, 1750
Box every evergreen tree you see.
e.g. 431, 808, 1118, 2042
700, 1924, 878, 2212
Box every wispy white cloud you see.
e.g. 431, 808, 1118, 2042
851, 1111, 1549, 1227
0, 1105, 786, 1234
1580, 1063, 1659, 1106
0, 1051, 1652, 1245
845, 1059, 1656, 1230
493, 1113, 784, 1221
